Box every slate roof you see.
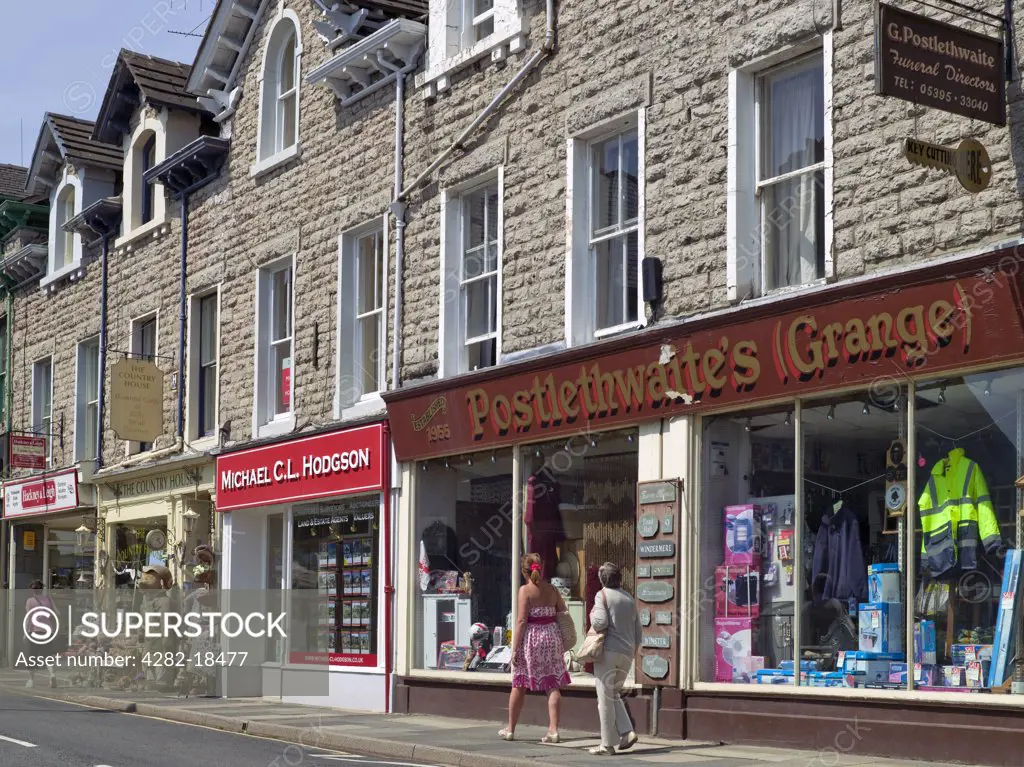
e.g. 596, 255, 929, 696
93, 50, 207, 144
360, 0, 427, 17
48, 114, 123, 170
0, 164, 28, 200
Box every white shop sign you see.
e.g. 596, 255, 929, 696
4, 469, 80, 517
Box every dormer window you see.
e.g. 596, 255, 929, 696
254, 12, 302, 175
449, 0, 494, 54
419, 0, 524, 95
140, 133, 156, 225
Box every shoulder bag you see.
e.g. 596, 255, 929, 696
556, 610, 577, 650
575, 590, 607, 663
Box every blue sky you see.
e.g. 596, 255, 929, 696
0, 0, 212, 167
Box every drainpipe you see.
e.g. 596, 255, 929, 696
399, 0, 557, 200
390, 67, 406, 392
96, 232, 109, 469
4, 287, 11, 438
386, 68, 406, 715
177, 195, 188, 440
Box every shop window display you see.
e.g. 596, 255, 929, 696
799, 395, 903, 689
291, 497, 380, 661
700, 408, 797, 683
521, 428, 638, 674
414, 449, 514, 671
913, 372, 1021, 692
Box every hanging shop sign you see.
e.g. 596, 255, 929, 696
635, 478, 681, 687
110, 358, 164, 443
875, 2, 1005, 126
10, 435, 47, 470
386, 258, 1024, 461
215, 424, 387, 511
903, 137, 991, 193
3, 469, 80, 518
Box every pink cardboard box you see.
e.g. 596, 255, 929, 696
714, 617, 759, 682
715, 564, 761, 618
724, 504, 762, 566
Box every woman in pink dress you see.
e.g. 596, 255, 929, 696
500, 553, 571, 743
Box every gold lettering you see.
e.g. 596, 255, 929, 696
787, 315, 822, 376
928, 299, 957, 339
559, 380, 580, 419
896, 305, 927, 358
703, 342, 727, 391
646, 362, 669, 402
866, 313, 898, 353
467, 389, 489, 437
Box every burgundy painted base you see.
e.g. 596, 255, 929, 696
686, 691, 1024, 767
395, 677, 651, 735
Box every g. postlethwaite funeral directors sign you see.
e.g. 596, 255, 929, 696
216, 425, 385, 511
876, 2, 1005, 126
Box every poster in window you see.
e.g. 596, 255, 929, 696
282, 358, 291, 410
342, 541, 353, 567
360, 569, 372, 595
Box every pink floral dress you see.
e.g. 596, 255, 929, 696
512, 605, 571, 692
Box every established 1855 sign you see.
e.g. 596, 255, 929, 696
110, 358, 164, 442
876, 2, 1005, 126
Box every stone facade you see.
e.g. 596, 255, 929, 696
5, 0, 1022, 474
398, 0, 1023, 382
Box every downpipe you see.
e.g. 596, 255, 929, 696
177, 194, 188, 440
96, 232, 109, 468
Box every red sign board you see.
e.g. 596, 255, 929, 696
215, 424, 386, 511
10, 435, 47, 470
386, 261, 1024, 461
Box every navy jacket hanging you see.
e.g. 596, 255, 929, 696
811, 502, 868, 604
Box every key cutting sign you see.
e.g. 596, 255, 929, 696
903, 137, 992, 193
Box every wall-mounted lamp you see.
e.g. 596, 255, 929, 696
75, 514, 94, 549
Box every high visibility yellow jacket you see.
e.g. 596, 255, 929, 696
918, 448, 1000, 577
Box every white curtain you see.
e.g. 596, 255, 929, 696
764, 63, 824, 292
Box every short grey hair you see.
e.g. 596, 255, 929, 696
598, 562, 622, 589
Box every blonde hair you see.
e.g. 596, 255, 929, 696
522, 553, 543, 584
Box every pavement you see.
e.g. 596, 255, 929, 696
0, 671, 982, 767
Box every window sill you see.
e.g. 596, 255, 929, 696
593, 320, 645, 340
256, 414, 296, 440
416, 24, 527, 94
186, 434, 219, 453
337, 393, 386, 422
39, 260, 86, 292
114, 218, 171, 252
250, 144, 301, 179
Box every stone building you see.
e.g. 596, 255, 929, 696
1, 0, 1023, 758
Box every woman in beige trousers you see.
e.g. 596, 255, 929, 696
588, 562, 643, 756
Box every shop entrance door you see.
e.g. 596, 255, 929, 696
6, 522, 45, 667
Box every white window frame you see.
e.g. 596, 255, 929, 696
336, 218, 389, 417
419, 0, 525, 93
727, 35, 834, 302
118, 115, 168, 244
565, 109, 646, 348
254, 256, 296, 438
128, 312, 159, 454
45, 168, 82, 282
31, 356, 53, 466
75, 336, 100, 464
186, 288, 221, 444
439, 169, 503, 378
253, 9, 302, 177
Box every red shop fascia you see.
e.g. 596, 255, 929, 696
215, 421, 392, 672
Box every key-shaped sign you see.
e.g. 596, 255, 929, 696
903, 137, 991, 193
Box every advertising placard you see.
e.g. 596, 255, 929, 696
4, 469, 80, 517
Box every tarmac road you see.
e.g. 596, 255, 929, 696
0, 688, 437, 767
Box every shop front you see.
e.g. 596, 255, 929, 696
214, 421, 392, 712
385, 243, 1024, 764
94, 457, 217, 600
4, 468, 98, 665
